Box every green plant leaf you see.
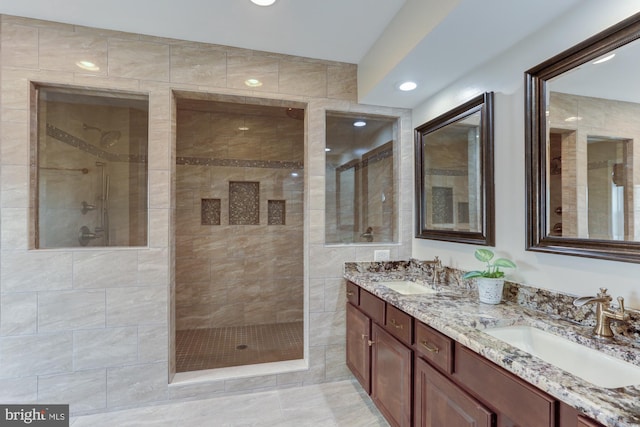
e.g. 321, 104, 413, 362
474, 248, 494, 263
493, 258, 517, 269
463, 271, 483, 279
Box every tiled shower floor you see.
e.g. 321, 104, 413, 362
176, 321, 303, 372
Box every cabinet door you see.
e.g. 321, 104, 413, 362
346, 302, 371, 392
577, 415, 604, 427
415, 357, 493, 427
371, 323, 412, 427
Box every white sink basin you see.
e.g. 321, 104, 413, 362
380, 280, 437, 295
484, 325, 640, 388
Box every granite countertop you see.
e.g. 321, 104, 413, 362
344, 262, 640, 427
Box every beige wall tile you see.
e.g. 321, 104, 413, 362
0, 208, 29, 249
227, 54, 278, 92
0, 377, 37, 403
38, 369, 107, 413
0, 118, 29, 165
0, 333, 73, 377
171, 44, 227, 87
327, 63, 357, 102
73, 251, 138, 288
38, 290, 105, 332
108, 39, 170, 81
0, 164, 28, 207
0, 292, 37, 335
279, 60, 327, 98
1, 251, 73, 292
137, 248, 169, 286
39, 29, 107, 75
1, 23, 38, 68
107, 362, 168, 408
106, 287, 168, 326
138, 324, 169, 363
74, 327, 137, 370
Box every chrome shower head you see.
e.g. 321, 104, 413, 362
83, 123, 121, 147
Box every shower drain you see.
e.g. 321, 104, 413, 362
236, 344, 248, 350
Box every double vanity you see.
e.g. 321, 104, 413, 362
344, 260, 640, 427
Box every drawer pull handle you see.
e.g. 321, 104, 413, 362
421, 341, 439, 353
368, 340, 376, 347
361, 334, 368, 340
389, 319, 404, 329
346, 291, 354, 296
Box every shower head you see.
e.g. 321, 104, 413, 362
83, 123, 121, 147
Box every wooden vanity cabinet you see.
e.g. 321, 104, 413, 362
371, 322, 413, 427
346, 285, 413, 427
346, 302, 371, 392
415, 356, 493, 427
346, 282, 605, 427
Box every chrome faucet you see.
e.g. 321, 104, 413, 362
573, 288, 628, 339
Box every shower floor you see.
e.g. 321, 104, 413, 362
176, 321, 303, 372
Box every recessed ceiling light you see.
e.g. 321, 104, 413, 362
399, 81, 417, 91
565, 116, 582, 122
593, 53, 615, 64
353, 121, 366, 127
251, 0, 276, 6
238, 126, 250, 131
291, 172, 299, 177
76, 60, 99, 71
325, 148, 331, 152
245, 78, 263, 87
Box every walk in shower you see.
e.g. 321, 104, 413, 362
35, 86, 149, 248
175, 95, 304, 372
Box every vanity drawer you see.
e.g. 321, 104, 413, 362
415, 321, 453, 374
346, 281, 360, 306
454, 343, 555, 427
384, 304, 413, 346
359, 289, 385, 324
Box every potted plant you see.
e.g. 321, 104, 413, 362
463, 248, 516, 304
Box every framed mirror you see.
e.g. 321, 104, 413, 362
415, 92, 494, 245
526, 12, 640, 262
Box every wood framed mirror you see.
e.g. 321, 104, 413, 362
415, 92, 495, 245
526, 12, 640, 263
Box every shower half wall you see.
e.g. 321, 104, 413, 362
175, 97, 304, 371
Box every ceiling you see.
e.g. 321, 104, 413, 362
0, 0, 583, 109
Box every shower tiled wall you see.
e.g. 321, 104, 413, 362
0, 14, 412, 415
176, 105, 304, 329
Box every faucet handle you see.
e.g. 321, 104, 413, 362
617, 296, 627, 317
598, 287, 609, 297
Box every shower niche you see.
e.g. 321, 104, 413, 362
33, 85, 149, 248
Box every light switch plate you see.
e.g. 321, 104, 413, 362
374, 250, 390, 261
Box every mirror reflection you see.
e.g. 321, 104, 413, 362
415, 92, 494, 245
547, 40, 640, 241
526, 11, 640, 262
325, 112, 397, 244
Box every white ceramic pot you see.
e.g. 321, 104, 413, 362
476, 277, 505, 304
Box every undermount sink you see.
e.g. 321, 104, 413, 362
484, 325, 640, 388
380, 280, 437, 295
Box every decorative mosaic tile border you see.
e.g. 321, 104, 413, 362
177, 156, 303, 170
46, 124, 147, 164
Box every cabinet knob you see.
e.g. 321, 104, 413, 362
368, 340, 376, 347
346, 290, 354, 296
421, 341, 439, 353
389, 318, 404, 329
361, 334, 368, 340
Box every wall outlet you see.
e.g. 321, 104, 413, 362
374, 250, 390, 262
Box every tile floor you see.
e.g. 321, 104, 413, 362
176, 322, 304, 372
70, 379, 389, 426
